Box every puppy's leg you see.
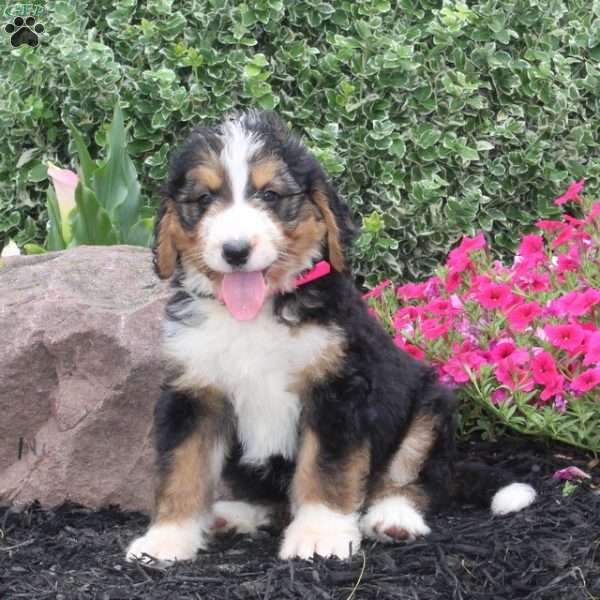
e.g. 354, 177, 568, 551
126, 386, 228, 564
361, 413, 439, 542
279, 429, 369, 560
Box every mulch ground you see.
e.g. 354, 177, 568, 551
1, 437, 599, 600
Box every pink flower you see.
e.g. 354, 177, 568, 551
554, 179, 585, 205
583, 331, 600, 366
477, 283, 512, 310
545, 324, 585, 352
571, 367, 600, 394
47, 164, 80, 242
553, 466, 591, 481
424, 298, 455, 317
447, 233, 486, 273
424, 276, 442, 299
394, 336, 426, 361
531, 351, 558, 386
442, 351, 488, 384
551, 225, 577, 249
518, 234, 544, 256
393, 306, 420, 330
495, 360, 534, 392
491, 389, 509, 405
396, 282, 426, 301
421, 318, 450, 340
404, 343, 426, 361
540, 375, 565, 401
556, 246, 580, 275
553, 289, 600, 318
491, 341, 517, 363
536, 219, 565, 233
506, 301, 542, 332
587, 202, 600, 223
363, 279, 392, 300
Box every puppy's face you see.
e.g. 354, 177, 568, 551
154, 111, 353, 318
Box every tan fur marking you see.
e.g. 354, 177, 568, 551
154, 200, 198, 279
312, 189, 345, 272
191, 165, 223, 192
266, 209, 326, 288
293, 430, 370, 513
368, 480, 430, 512
250, 159, 281, 190
366, 414, 439, 512
387, 414, 439, 487
154, 389, 226, 524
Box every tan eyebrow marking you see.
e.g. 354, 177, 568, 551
190, 165, 223, 192
250, 159, 282, 190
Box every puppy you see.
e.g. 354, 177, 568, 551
126, 110, 535, 563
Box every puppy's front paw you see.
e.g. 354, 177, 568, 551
360, 496, 431, 543
279, 504, 361, 560
211, 501, 272, 535
126, 518, 208, 565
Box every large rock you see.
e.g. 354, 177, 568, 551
0, 246, 169, 512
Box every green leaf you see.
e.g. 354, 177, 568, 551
71, 182, 118, 245
27, 162, 48, 182
23, 243, 47, 254
46, 186, 66, 251
68, 121, 97, 185
93, 103, 142, 243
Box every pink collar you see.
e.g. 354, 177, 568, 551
294, 260, 331, 287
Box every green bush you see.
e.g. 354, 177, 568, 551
1, 0, 600, 283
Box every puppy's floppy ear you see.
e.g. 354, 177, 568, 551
311, 184, 356, 272
152, 198, 179, 279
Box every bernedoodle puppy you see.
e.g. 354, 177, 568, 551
126, 110, 535, 564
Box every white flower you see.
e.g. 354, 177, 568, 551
1, 240, 21, 257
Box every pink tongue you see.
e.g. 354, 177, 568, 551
221, 271, 266, 321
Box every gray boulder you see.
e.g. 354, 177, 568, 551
0, 246, 169, 512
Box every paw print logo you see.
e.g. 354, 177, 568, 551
5, 16, 45, 48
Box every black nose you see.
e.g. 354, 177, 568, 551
222, 240, 251, 267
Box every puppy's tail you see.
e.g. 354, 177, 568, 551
451, 461, 537, 515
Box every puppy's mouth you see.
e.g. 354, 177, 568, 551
218, 269, 269, 322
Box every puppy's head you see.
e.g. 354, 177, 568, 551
153, 110, 354, 318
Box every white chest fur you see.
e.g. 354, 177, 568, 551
163, 297, 341, 465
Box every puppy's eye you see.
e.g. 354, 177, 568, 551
184, 192, 213, 205
261, 190, 280, 203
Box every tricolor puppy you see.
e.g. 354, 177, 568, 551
126, 110, 536, 564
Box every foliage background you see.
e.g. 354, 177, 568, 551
1, 0, 600, 284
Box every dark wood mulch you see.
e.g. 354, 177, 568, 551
1, 438, 599, 600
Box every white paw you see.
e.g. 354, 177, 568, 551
126, 517, 208, 564
211, 501, 272, 535
279, 504, 361, 560
360, 496, 431, 542
491, 483, 536, 515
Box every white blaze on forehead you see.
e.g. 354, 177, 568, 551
220, 119, 261, 205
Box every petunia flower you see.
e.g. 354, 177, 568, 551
571, 367, 600, 394
363, 279, 392, 300
552, 466, 591, 481
531, 351, 558, 386
583, 331, 600, 366
545, 323, 586, 353
553, 179, 585, 205
476, 282, 512, 310
540, 374, 565, 401
506, 301, 542, 333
